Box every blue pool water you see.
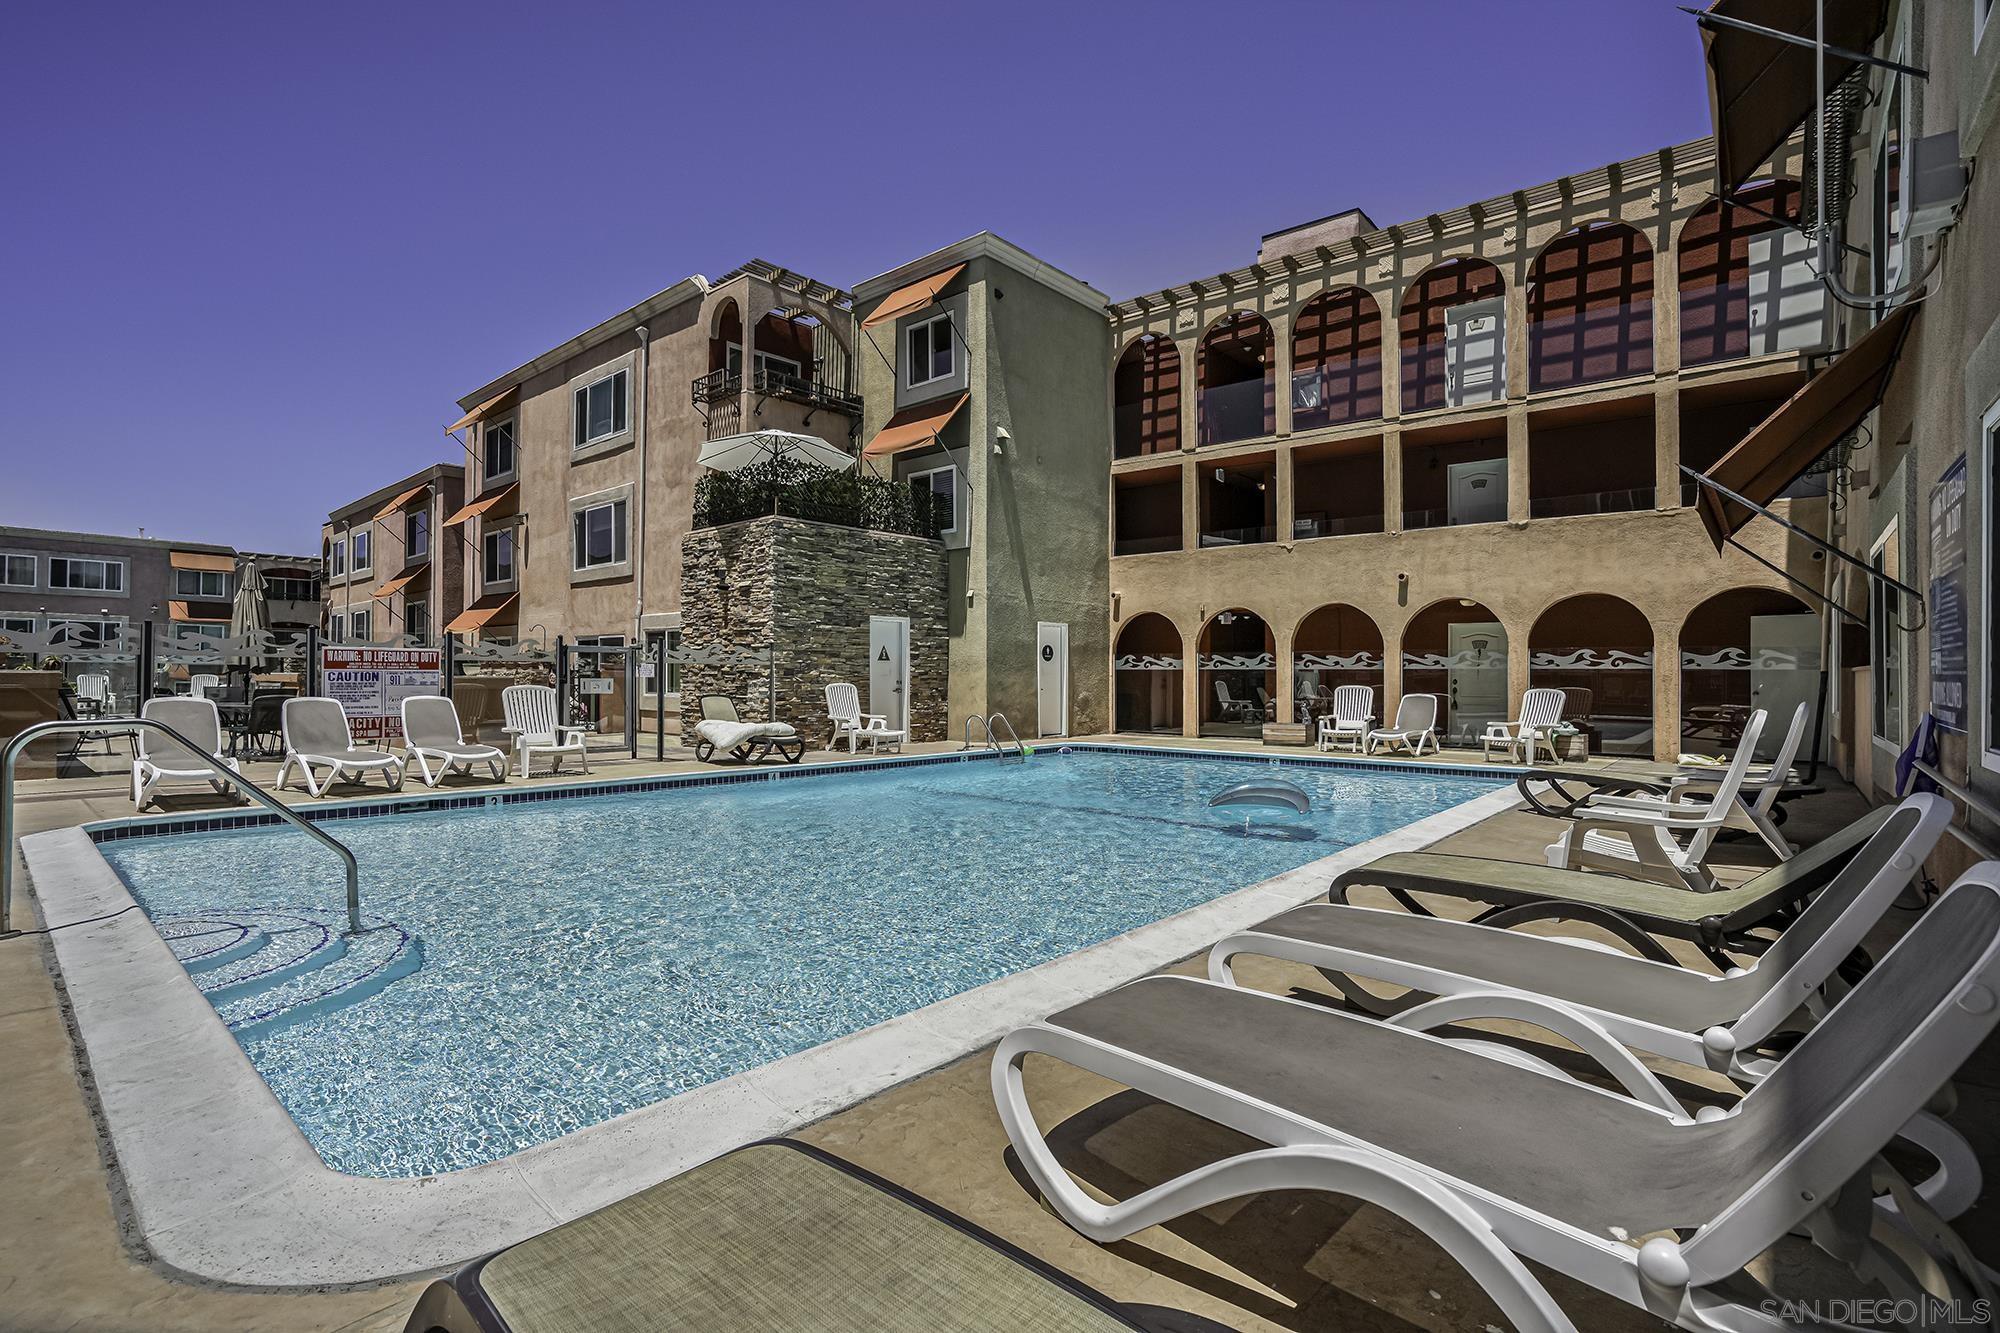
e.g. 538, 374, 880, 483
101, 749, 1498, 1176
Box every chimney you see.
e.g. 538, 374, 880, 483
1259, 208, 1378, 265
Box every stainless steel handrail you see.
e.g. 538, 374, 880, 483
986, 713, 1025, 758
1912, 760, 2000, 863
2, 718, 364, 937
962, 714, 995, 751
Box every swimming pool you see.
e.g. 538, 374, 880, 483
100, 748, 1500, 1177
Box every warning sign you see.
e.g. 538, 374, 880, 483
320, 646, 443, 741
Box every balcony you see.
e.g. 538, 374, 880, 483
1113, 471, 1183, 557
1293, 435, 1384, 539
1290, 355, 1383, 432
1198, 378, 1273, 447
1529, 486, 1660, 519
1199, 457, 1275, 547
691, 364, 861, 416
1527, 300, 1653, 393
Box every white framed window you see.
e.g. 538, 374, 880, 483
45, 616, 125, 648
572, 368, 630, 448
265, 575, 318, 602
908, 464, 959, 537
351, 530, 372, 573
174, 568, 230, 599
404, 598, 428, 643
1870, 521, 1906, 742
484, 418, 516, 483
1983, 396, 2000, 772
176, 623, 227, 644
572, 499, 628, 570
47, 556, 124, 593
665, 627, 682, 695
329, 538, 346, 577
0, 615, 36, 636
905, 311, 955, 388
329, 613, 346, 642
350, 608, 371, 641
406, 508, 430, 559
483, 528, 516, 587
723, 345, 803, 380
0, 553, 35, 588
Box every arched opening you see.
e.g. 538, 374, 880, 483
1528, 595, 1655, 755
1197, 609, 1274, 737
1677, 180, 1825, 367
1197, 312, 1274, 446
1114, 613, 1184, 734
1401, 600, 1508, 745
1680, 588, 1821, 762
1399, 258, 1505, 413
709, 299, 743, 377
1527, 222, 1653, 392
1114, 335, 1181, 458
1290, 288, 1382, 430
1293, 604, 1384, 728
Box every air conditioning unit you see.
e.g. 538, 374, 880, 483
1906, 130, 1969, 241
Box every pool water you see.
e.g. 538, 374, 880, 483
101, 749, 1499, 1176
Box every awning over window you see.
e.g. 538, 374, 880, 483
1693, 303, 1915, 550
167, 600, 230, 623
1697, 0, 1890, 193
445, 593, 518, 633
169, 550, 235, 573
372, 484, 430, 523
444, 483, 519, 527
860, 263, 966, 330
862, 393, 969, 459
449, 386, 518, 433
372, 568, 428, 601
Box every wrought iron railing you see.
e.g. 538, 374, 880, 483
692, 457, 948, 539
691, 365, 862, 414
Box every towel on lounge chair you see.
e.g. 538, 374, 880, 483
695, 719, 796, 751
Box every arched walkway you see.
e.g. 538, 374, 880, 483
709, 299, 743, 375
1198, 313, 1274, 446
1197, 609, 1274, 736
1679, 589, 1820, 762
1114, 335, 1181, 458
1400, 258, 1505, 413
1528, 222, 1653, 391
1400, 600, 1508, 745
1677, 180, 1818, 367
1290, 288, 1382, 430
1529, 595, 1654, 755
1113, 613, 1184, 734
1292, 604, 1385, 727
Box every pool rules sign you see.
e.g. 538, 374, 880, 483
320, 646, 443, 741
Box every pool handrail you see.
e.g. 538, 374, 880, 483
1, 718, 364, 937
962, 713, 1026, 759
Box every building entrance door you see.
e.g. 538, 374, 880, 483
1036, 621, 1069, 737
1447, 621, 1507, 743
1751, 612, 1820, 762
868, 615, 910, 733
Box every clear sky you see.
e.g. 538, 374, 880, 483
0, 1, 1714, 554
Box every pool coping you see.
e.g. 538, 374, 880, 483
23, 752, 1523, 1288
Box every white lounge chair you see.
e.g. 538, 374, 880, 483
995, 864, 2000, 1333
1365, 693, 1439, 757
1661, 701, 1810, 860
825, 682, 904, 753
1314, 685, 1372, 752
276, 697, 404, 796
692, 695, 805, 764
501, 684, 590, 778
1211, 679, 1257, 724
400, 695, 507, 787
1544, 708, 1766, 893
1481, 686, 1565, 763
131, 697, 241, 809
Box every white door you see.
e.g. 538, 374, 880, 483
1445, 298, 1506, 406
1447, 621, 1508, 743
1446, 458, 1508, 526
1036, 622, 1069, 737
867, 615, 909, 732
1746, 230, 1830, 355
1751, 612, 1821, 763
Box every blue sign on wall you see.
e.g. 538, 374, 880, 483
1928, 455, 1968, 732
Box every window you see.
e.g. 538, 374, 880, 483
406, 508, 430, 560
1984, 398, 2000, 771
264, 576, 318, 602
329, 538, 346, 577
573, 369, 629, 447
350, 608, 371, 641
1, 554, 34, 588
572, 499, 628, 570
1870, 28, 1911, 299
178, 623, 228, 644
484, 418, 516, 482
909, 464, 958, 536
48, 557, 123, 592
0, 615, 36, 636
174, 569, 229, 598
45, 617, 124, 648
351, 530, 372, 572
905, 312, 954, 388
329, 613, 346, 642
665, 628, 682, 695
483, 528, 515, 586
1870, 521, 1906, 742
404, 599, 428, 643
723, 346, 803, 381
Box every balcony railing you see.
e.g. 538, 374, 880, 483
1290, 354, 1383, 431
1198, 378, 1273, 447
1528, 486, 1658, 519
1679, 279, 1830, 368
1113, 532, 1183, 557
1198, 524, 1276, 547
690, 365, 862, 415
1292, 513, 1385, 540
693, 457, 944, 539
1528, 300, 1653, 393
692, 367, 742, 405
1402, 505, 1506, 531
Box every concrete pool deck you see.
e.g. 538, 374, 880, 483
2, 735, 1994, 1330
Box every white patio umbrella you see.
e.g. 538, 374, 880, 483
696, 428, 854, 474
229, 560, 267, 677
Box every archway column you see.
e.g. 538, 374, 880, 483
1506, 407, 1531, 524
1653, 616, 1681, 762
1382, 623, 1405, 731
1181, 457, 1199, 553
1273, 622, 1294, 728
1272, 310, 1295, 438
1275, 447, 1295, 547
1175, 335, 1199, 456
1505, 615, 1531, 734
1180, 622, 1200, 739
1383, 425, 1404, 534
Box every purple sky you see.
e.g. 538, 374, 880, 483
0, 2, 1713, 554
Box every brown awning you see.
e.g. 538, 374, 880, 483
1699, 0, 1890, 194
372, 568, 428, 601
169, 550, 235, 573
860, 263, 966, 330
1695, 304, 1915, 549
863, 393, 968, 459
444, 483, 519, 527
372, 484, 430, 523
167, 600, 231, 623
445, 593, 518, 633
449, 386, 518, 433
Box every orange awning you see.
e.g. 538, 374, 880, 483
444, 483, 519, 527
860, 263, 966, 330
167, 600, 230, 623
1694, 304, 1915, 549
449, 386, 518, 433
169, 550, 235, 573
372, 485, 430, 523
445, 593, 519, 633
863, 393, 968, 459
372, 568, 428, 601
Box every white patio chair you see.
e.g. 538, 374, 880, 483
1480, 687, 1565, 763
501, 684, 590, 778
400, 694, 507, 787
825, 682, 904, 754
189, 673, 221, 701
1314, 685, 1373, 752
1365, 693, 1439, 757
74, 672, 116, 714
1662, 700, 1810, 860
276, 697, 404, 796
131, 697, 240, 809
1544, 708, 1767, 893
1211, 679, 1251, 722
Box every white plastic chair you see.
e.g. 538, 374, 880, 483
1366, 694, 1440, 757
132, 697, 240, 809
1665, 701, 1810, 859
501, 684, 590, 777
1481, 687, 1565, 763
74, 673, 116, 713
825, 682, 904, 753
401, 695, 507, 787
277, 697, 405, 796
189, 673, 220, 701
1315, 685, 1374, 753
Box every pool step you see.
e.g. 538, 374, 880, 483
155, 907, 423, 1037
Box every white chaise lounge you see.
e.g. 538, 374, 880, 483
131, 697, 241, 809
400, 695, 507, 787
1481, 686, 1565, 763
277, 697, 405, 796
825, 682, 904, 754
501, 684, 589, 778
1365, 693, 1440, 757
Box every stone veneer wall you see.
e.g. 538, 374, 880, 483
680, 516, 949, 744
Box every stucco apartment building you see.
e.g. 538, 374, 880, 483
320, 463, 466, 646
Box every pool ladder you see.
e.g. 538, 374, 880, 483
962, 712, 1026, 760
